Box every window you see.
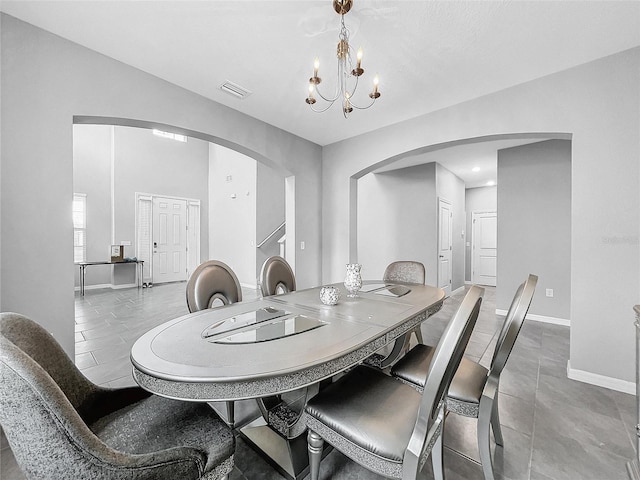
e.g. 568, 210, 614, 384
73, 193, 86, 262
152, 129, 187, 142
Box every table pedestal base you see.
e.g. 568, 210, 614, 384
240, 416, 331, 480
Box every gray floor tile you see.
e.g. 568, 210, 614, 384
74, 351, 97, 370
534, 383, 634, 459
537, 372, 625, 422
497, 391, 535, 436
531, 424, 630, 480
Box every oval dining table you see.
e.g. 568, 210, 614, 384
131, 281, 446, 480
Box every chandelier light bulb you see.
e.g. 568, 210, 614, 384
369, 74, 380, 99
306, 83, 317, 105
313, 57, 320, 77
356, 48, 363, 69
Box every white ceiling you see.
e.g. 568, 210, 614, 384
3, 0, 639, 184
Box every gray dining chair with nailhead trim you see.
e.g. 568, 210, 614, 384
383, 261, 427, 344
0, 312, 235, 480
304, 285, 484, 480
259, 255, 296, 297
186, 260, 243, 427
391, 274, 537, 480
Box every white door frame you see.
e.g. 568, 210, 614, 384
135, 192, 201, 285
437, 198, 453, 296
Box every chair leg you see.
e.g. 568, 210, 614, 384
307, 429, 324, 480
478, 400, 496, 480
431, 433, 444, 480
490, 394, 504, 447
226, 401, 235, 428
413, 326, 424, 345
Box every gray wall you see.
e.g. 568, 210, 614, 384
497, 140, 571, 320
436, 164, 466, 291
1, 14, 322, 357
256, 162, 286, 282
208, 144, 257, 286
465, 186, 497, 281
356, 162, 465, 290
73, 125, 113, 287
322, 48, 640, 386
357, 163, 437, 284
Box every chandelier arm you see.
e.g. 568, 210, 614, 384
346, 97, 377, 110
308, 101, 339, 114
314, 85, 342, 103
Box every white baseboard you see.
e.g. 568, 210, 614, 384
241, 282, 259, 291
451, 286, 466, 296
567, 360, 635, 395
75, 283, 136, 292
495, 309, 570, 327
111, 283, 137, 290
74, 283, 111, 292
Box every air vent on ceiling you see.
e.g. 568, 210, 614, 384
219, 81, 252, 99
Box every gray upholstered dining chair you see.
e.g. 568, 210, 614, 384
186, 260, 242, 427
384, 260, 426, 344
383, 260, 426, 285
186, 260, 242, 312
0, 312, 235, 480
259, 255, 296, 297
304, 285, 484, 480
391, 274, 538, 480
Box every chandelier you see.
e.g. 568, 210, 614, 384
305, 0, 381, 118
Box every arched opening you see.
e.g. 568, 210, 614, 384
350, 132, 572, 319
72, 116, 295, 293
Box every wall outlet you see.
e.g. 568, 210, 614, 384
300, 241, 305, 250
546, 288, 554, 297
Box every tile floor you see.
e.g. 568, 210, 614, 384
1, 282, 636, 479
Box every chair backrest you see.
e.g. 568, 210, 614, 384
403, 285, 484, 476
186, 260, 242, 312
1, 312, 98, 410
0, 313, 107, 477
259, 255, 296, 297
489, 274, 538, 378
383, 261, 426, 285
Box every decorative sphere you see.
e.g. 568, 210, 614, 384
320, 286, 340, 306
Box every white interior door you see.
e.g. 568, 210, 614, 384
152, 196, 188, 284
472, 211, 497, 286
438, 198, 452, 296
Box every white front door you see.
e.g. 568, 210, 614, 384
152, 196, 188, 284
472, 211, 497, 286
438, 198, 452, 296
